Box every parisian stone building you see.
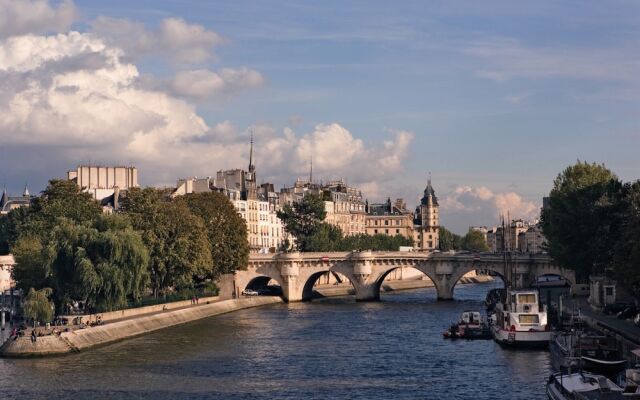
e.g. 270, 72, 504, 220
365, 198, 414, 239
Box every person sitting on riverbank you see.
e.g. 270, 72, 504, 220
30, 330, 37, 343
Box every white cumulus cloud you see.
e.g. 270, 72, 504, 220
440, 185, 540, 234
0, 0, 77, 39
170, 67, 264, 99
91, 16, 225, 64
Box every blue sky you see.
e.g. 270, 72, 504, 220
0, 1, 638, 233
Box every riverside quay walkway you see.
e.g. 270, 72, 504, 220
219, 251, 575, 302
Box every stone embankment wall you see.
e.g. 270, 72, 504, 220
62, 296, 219, 324
0, 296, 282, 358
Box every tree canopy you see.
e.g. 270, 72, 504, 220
121, 188, 212, 296
439, 227, 461, 251
541, 161, 623, 281
460, 230, 489, 252
613, 181, 640, 297
277, 194, 327, 251
177, 192, 249, 275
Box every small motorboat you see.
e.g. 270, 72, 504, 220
546, 371, 624, 399
443, 311, 492, 340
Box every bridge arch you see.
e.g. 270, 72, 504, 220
300, 270, 355, 301
373, 266, 440, 301
243, 274, 284, 297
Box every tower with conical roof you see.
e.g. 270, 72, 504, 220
415, 174, 439, 251
23, 184, 30, 197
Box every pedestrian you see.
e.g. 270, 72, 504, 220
196, 296, 199, 304
31, 330, 37, 343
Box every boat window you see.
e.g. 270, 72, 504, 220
517, 294, 536, 303
519, 314, 539, 324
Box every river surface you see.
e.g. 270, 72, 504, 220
0, 282, 551, 399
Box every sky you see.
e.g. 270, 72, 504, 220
0, 0, 638, 234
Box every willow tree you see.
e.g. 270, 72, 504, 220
23, 288, 54, 325
43, 217, 149, 312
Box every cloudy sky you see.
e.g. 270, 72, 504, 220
0, 1, 638, 234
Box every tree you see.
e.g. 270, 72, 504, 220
11, 236, 52, 292
305, 223, 344, 252
178, 192, 249, 276
613, 181, 640, 297
541, 161, 623, 281
460, 230, 489, 252
121, 188, 212, 296
439, 227, 461, 251
277, 194, 327, 251
45, 217, 149, 312
23, 288, 54, 325
0, 179, 102, 250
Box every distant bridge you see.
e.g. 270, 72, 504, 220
218, 251, 574, 302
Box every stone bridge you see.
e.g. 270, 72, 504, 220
218, 251, 575, 302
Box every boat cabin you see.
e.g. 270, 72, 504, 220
460, 311, 482, 325
496, 290, 548, 332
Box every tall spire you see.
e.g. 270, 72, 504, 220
309, 155, 313, 183
23, 183, 30, 197
1, 185, 7, 207
248, 130, 255, 173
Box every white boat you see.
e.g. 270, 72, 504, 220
546, 371, 624, 399
491, 289, 552, 348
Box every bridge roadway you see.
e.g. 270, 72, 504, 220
218, 251, 575, 303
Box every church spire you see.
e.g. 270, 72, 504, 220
248, 130, 255, 173
23, 183, 30, 197
309, 155, 313, 183
1, 186, 7, 207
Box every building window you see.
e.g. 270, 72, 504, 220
396, 229, 400, 234
385, 229, 389, 234
374, 229, 378, 234
395, 220, 400, 226
385, 220, 389, 226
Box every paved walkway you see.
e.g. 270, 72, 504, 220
569, 297, 640, 345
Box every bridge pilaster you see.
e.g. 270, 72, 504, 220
350, 250, 378, 301
278, 253, 303, 302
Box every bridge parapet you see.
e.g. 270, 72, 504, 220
222, 251, 573, 302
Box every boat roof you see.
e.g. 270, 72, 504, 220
554, 373, 622, 394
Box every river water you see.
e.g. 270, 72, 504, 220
0, 281, 551, 399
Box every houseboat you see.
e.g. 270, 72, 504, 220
491, 289, 552, 348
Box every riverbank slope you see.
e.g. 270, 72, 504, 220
0, 296, 282, 358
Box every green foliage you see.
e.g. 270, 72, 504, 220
439, 227, 461, 251
0, 180, 102, 250
277, 194, 327, 251
541, 161, 623, 281
23, 288, 54, 325
11, 236, 51, 292
121, 188, 212, 296
304, 223, 345, 252
46, 217, 149, 312
177, 192, 249, 276
613, 181, 640, 296
460, 230, 489, 252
